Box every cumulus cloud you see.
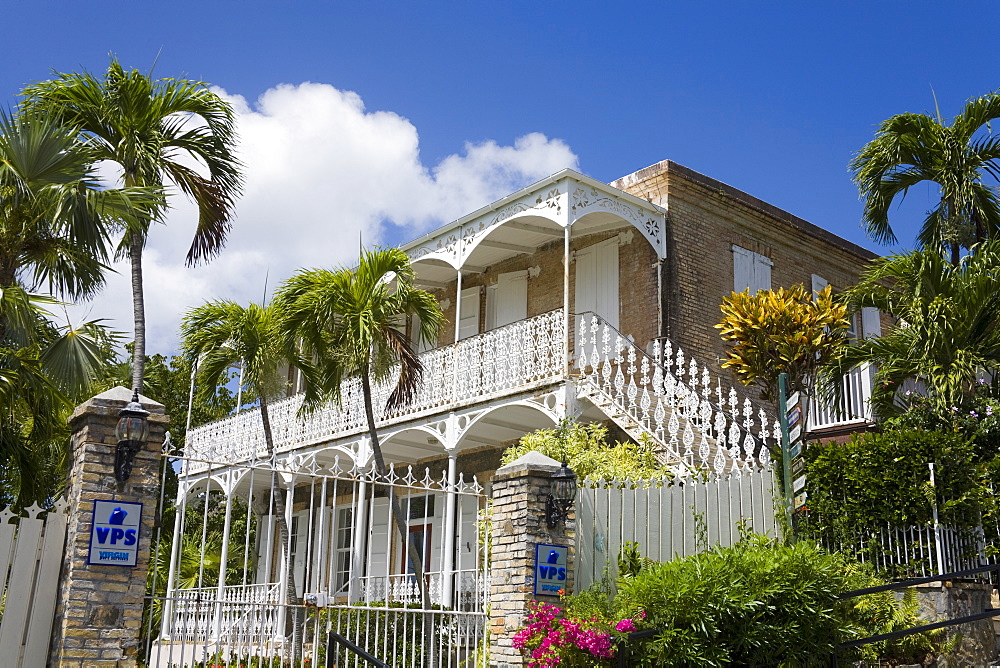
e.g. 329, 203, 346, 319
67, 81, 578, 355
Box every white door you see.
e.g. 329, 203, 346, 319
575, 239, 620, 329
486, 270, 528, 330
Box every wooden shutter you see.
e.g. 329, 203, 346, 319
811, 274, 828, 296
861, 307, 881, 339
576, 239, 619, 328
458, 287, 481, 340
732, 246, 752, 292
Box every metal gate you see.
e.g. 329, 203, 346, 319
145, 449, 489, 668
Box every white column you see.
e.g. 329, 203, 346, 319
348, 477, 369, 603
160, 489, 187, 638
212, 480, 235, 643
563, 224, 572, 375
275, 475, 295, 641
440, 449, 459, 607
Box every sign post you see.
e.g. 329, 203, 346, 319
534, 543, 569, 596
778, 373, 807, 525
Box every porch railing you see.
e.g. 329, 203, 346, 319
573, 313, 777, 475
165, 582, 282, 642
807, 364, 874, 431
357, 569, 486, 611
185, 309, 565, 470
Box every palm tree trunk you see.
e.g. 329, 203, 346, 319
129, 231, 146, 393
360, 371, 432, 613
259, 395, 303, 656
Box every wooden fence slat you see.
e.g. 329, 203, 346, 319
22, 506, 68, 666
577, 488, 596, 590
0, 515, 44, 661
0, 509, 17, 591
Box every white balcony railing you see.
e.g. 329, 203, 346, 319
808, 364, 875, 432
185, 309, 565, 468
358, 569, 487, 611
165, 582, 282, 642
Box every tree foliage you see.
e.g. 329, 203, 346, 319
825, 243, 1000, 418
717, 284, 849, 401
852, 90, 1000, 263
23, 57, 244, 392
501, 421, 672, 481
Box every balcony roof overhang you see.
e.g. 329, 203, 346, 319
403, 169, 667, 281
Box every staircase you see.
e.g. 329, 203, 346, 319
573, 313, 778, 477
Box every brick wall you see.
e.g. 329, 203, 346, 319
613, 160, 881, 402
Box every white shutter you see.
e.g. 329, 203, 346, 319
575, 246, 598, 315
732, 246, 752, 292
751, 254, 772, 292
733, 245, 771, 293
410, 313, 433, 353
458, 287, 481, 340
811, 274, 828, 296
486, 271, 528, 331
576, 240, 619, 328
861, 307, 881, 339
368, 498, 391, 580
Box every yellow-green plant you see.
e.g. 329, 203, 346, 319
501, 421, 671, 482
716, 284, 849, 401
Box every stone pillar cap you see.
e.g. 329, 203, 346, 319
496, 450, 563, 475
70, 385, 167, 422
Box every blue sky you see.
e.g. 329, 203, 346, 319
3, 1, 998, 351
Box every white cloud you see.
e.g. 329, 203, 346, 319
66, 81, 578, 356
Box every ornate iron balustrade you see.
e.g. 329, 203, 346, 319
184, 309, 565, 469
807, 364, 875, 431
574, 313, 777, 476
165, 582, 282, 642
357, 569, 487, 610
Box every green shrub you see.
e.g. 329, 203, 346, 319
501, 421, 671, 481
518, 536, 948, 667
805, 429, 985, 529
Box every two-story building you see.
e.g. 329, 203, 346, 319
157, 159, 880, 663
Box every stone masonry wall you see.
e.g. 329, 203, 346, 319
49, 387, 168, 668
489, 452, 575, 668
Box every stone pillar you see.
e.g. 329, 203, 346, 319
50, 386, 168, 667
488, 452, 575, 668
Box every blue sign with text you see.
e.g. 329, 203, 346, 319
534, 543, 568, 596
88, 500, 142, 566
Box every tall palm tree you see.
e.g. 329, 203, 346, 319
274, 247, 443, 610
179, 300, 302, 641
822, 243, 1000, 418
23, 58, 243, 392
852, 91, 1000, 264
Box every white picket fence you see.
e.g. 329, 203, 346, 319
575, 468, 779, 589
0, 500, 69, 668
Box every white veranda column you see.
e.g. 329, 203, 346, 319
348, 476, 369, 603
212, 477, 235, 643
275, 474, 295, 641
563, 223, 572, 375
160, 487, 187, 638
440, 448, 459, 607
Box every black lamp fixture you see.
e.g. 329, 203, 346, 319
546, 461, 578, 527
115, 389, 150, 483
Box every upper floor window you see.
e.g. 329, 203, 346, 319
732, 245, 772, 293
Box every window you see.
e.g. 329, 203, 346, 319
732, 245, 772, 293
333, 508, 353, 593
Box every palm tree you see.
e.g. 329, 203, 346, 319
23, 58, 243, 392
179, 300, 302, 642
822, 243, 1000, 418
274, 247, 443, 609
0, 111, 159, 311
852, 91, 1000, 264
0, 285, 118, 507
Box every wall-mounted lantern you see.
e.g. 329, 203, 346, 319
546, 461, 578, 527
114, 389, 150, 483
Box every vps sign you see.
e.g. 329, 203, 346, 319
534, 543, 568, 596
88, 500, 142, 566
